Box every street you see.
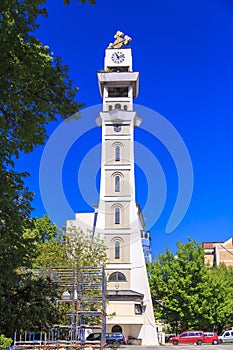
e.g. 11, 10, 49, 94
121, 345, 233, 350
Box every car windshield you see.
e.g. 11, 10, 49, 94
87, 333, 101, 340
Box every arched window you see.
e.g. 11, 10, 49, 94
115, 146, 120, 161
115, 175, 120, 192
115, 103, 121, 109
108, 272, 126, 282
115, 241, 120, 259
112, 325, 122, 333
115, 207, 120, 224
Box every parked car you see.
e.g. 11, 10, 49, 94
219, 329, 233, 343
86, 332, 126, 346
203, 332, 220, 345
169, 331, 204, 345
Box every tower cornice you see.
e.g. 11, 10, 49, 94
95, 111, 142, 127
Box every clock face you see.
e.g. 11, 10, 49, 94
111, 51, 125, 64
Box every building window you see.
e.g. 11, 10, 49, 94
115, 241, 120, 259
108, 272, 126, 282
115, 207, 120, 224
115, 146, 120, 161
112, 325, 122, 333
135, 304, 142, 315
115, 103, 121, 110
108, 87, 128, 97
115, 176, 120, 192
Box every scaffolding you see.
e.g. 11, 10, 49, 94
14, 266, 107, 350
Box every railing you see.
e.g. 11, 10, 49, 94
13, 341, 117, 350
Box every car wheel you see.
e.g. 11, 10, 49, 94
173, 340, 178, 345
213, 340, 218, 345
197, 339, 202, 345
113, 341, 120, 348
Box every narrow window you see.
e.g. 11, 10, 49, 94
115, 103, 121, 110
115, 146, 120, 161
115, 207, 120, 224
115, 241, 120, 259
135, 304, 142, 315
115, 175, 120, 192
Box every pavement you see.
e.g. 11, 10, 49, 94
120, 345, 233, 350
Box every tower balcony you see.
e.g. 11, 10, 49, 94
97, 71, 139, 98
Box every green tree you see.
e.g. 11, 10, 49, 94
24, 215, 66, 269
0, 0, 94, 337
148, 238, 212, 333
65, 225, 108, 268
1, 273, 59, 338
1, 215, 108, 336
0, 0, 83, 280
0, 334, 13, 349
29, 220, 108, 328
0, 216, 63, 337
0, 0, 83, 160
28, 217, 108, 271
208, 264, 233, 333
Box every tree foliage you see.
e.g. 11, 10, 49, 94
1, 273, 59, 338
0, 334, 13, 349
24, 215, 66, 269
0, 0, 84, 279
1, 215, 107, 337
65, 225, 108, 269
208, 264, 233, 333
148, 238, 233, 333
0, 0, 94, 337
0, 0, 83, 160
28, 219, 108, 329
29, 217, 108, 271
0, 216, 63, 337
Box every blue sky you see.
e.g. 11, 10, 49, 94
16, 0, 233, 257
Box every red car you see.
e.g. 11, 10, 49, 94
169, 331, 204, 345
203, 332, 220, 345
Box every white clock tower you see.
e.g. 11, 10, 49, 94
95, 32, 158, 345
67, 31, 158, 345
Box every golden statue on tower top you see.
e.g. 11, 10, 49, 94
108, 31, 132, 49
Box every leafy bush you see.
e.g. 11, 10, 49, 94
0, 334, 12, 349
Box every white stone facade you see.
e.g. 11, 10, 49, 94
66, 45, 158, 345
